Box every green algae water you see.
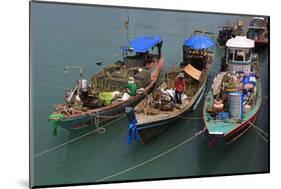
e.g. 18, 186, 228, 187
30, 2, 269, 186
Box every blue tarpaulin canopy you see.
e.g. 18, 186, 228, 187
121, 36, 162, 53
184, 35, 214, 50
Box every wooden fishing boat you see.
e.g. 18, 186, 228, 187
48, 36, 164, 132
247, 17, 268, 49
217, 20, 245, 48
203, 36, 262, 144
217, 24, 234, 47
126, 32, 215, 144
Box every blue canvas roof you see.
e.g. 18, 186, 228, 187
127, 36, 162, 53
184, 35, 214, 50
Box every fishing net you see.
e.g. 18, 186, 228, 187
91, 63, 151, 93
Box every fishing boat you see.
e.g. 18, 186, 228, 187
126, 31, 215, 144
203, 36, 262, 144
217, 23, 234, 47
217, 20, 245, 48
48, 36, 164, 132
246, 17, 268, 49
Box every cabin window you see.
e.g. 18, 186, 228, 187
228, 48, 251, 62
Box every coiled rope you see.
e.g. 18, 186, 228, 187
34, 115, 126, 158
89, 112, 127, 134
93, 110, 105, 134
96, 127, 206, 182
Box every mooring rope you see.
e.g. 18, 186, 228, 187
178, 116, 203, 120
88, 112, 127, 134
34, 115, 126, 158
254, 129, 268, 143
248, 121, 268, 136
93, 110, 106, 134
247, 121, 269, 143
96, 127, 206, 182
83, 51, 122, 67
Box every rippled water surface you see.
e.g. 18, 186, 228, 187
30, 2, 269, 186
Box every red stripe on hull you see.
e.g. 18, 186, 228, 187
225, 113, 257, 140
255, 40, 268, 48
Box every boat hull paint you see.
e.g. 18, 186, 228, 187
254, 40, 268, 52
225, 112, 257, 142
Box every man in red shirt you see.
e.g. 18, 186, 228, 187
175, 72, 186, 104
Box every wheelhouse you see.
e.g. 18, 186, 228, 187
225, 36, 254, 73
120, 36, 163, 68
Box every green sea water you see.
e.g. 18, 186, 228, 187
30, 2, 269, 187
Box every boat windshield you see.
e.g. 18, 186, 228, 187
228, 48, 252, 63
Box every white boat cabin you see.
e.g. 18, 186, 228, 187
225, 36, 255, 73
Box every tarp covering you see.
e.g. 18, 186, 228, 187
183, 64, 202, 81
184, 35, 214, 50
125, 36, 162, 53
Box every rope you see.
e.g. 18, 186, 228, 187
89, 113, 127, 119
254, 129, 268, 143
96, 127, 206, 182
178, 116, 203, 120
248, 121, 268, 136
88, 111, 127, 134
93, 110, 106, 134
83, 52, 122, 67
224, 120, 269, 144
34, 115, 126, 158
226, 123, 252, 144
247, 121, 269, 143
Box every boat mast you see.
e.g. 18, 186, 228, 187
63, 64, 85, 92
125, 9, 130, 44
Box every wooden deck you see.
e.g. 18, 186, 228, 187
135, 97, 192, 124
135, 77, 207, 125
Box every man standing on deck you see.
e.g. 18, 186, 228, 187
175, 73, 186, 104
124, 77, 137, 96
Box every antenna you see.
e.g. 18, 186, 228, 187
124, 9, 130, 44
63, 64, 85, 80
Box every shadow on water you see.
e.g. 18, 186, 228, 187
196, 130, 252, 175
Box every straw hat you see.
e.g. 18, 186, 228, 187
128, 77, 135, 84
178, 72, 185, 78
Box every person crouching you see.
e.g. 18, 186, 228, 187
174, 72, 186, 104
124, 77, 137, 96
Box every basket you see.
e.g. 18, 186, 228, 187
99, 92, 113, 105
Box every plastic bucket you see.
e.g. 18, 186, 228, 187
99, 92, 113, 105
228, 92, 243, 120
